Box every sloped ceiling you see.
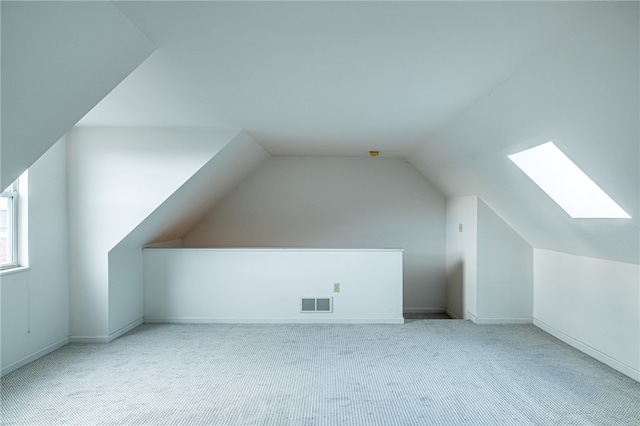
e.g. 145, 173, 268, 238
409, 2, 639, 264
76, 1, 638, 264
1, 1, 155, 189
80, 1, 604, 154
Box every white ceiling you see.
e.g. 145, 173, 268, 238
80, 1, 601, 156
77, 1, 639, 264
1, 0, 154, 188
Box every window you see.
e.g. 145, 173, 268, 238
1, 172, 27, 270
508, 142, 630, 219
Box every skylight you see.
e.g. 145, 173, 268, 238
508, 142, 630, 219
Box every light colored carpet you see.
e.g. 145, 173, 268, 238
2, 321, 639, 425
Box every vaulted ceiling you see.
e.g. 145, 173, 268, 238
4, 1, 638, 264
81, 1, 605, 157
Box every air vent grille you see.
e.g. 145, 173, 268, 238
301, 298, 316, 312
301, 297, 333, 313
316, 298, 331, 312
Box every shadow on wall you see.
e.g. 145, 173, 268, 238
446, 260, 464, 319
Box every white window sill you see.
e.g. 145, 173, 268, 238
0, 266, 30, 277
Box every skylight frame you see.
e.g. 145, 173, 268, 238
508, 142, 630, 219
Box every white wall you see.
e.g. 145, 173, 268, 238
445, 196, 478, 319
108, 244, 144, 338
445, 196, 533, 323
107, 132, 269, 338
533, 249, 640, 381
67, 127, 242, 341
1, 1, 155, 189
1, 137, 69, 376
183, 157, 445, 313
143, 249, 403, 323
477, 199, 533, 323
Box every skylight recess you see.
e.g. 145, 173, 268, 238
508, 142, 630, 219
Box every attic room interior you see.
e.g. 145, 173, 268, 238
1, 1, 639, 424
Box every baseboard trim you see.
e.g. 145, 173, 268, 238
109, 318, 143, 342
1, 337, 69, 377
403, 308, 446, 314
466, 311, 478, 323
534, 318, 640, 382
69, 318, 144, 344
69, 335, 109, 343
144, 316, 404, 325
475, 317, 533, 325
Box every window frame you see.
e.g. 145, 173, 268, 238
1, 179, 20, 270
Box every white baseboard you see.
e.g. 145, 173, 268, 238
403, 308, 446, 314
69, 335, 109, 343
69, 318, 144, 343
534, 318, 640, 382
1, 337, 69, 377
474, 317, 533, 325
466, 311, 478, 323
109, 318, 143, 342
144, 316, 404, 325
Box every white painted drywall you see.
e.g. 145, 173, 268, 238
1, 137, 69, 375
409, 2, 639, 265
533, 249, 640, 381
143, 248, 403, 323
108, 244, 144, 339
445, 196, 478, 320
476, 199, 533, 323
107, 133, 269, 338
446, 196, 534, 323
0, 1, 155, 189
67, 127, 241, 340
182, 157, 445, 312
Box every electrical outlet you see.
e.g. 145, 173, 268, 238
333, 283, 340, 293
459, 223, 463, 232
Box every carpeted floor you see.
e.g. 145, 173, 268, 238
2, 321, 639, 425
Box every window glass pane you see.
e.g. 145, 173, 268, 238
508, 142, 630, 218
0, 174, 25, 270
0, 196, 11, 265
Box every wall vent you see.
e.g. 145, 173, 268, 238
300, 297, 333, 313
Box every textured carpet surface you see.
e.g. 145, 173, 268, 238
2, 321, 639, 425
